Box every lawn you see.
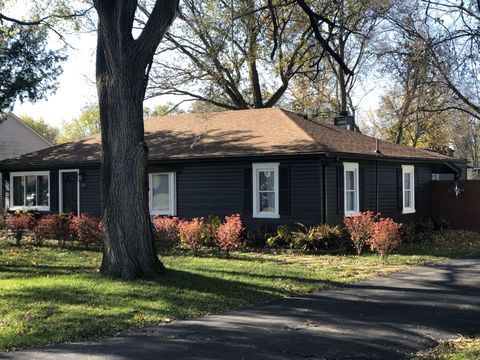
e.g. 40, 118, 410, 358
0, 230, 479, 351
415, 336, 480, 360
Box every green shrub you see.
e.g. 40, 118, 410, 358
417, 218, 435, 233
244, 224, 271, 248
266, 225, 293, 249
0, 213, 6, 231
266, 225, 293, 248
201, 215, 221, 247
292, 223, 345, 252
433, 217, 450, 231
401, 217, 442, 244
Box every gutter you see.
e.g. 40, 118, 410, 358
0, 149, 467, 171
444, 161, 464, 179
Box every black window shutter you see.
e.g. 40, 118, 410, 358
279, 166, 290, 216
359, 167, 365, 211
243, 167, 252, 214
396, 168, 403, 210
414, 168, 419, 209
337, 165, 344, 214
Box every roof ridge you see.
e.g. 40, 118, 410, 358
7, 113, 54, 147
275, 108, 319, 146
146, 107, 281, 122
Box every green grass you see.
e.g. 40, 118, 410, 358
415, 336, 480, 359
0, 230, 479, 351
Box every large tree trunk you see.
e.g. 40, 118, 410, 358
94, 1, 176, 279
97, 65, 164, 279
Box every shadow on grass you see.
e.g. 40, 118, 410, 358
2, 259, 480, 359
0, 264, 97, 279
0, 265, 346, 351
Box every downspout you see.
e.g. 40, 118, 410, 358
375, 139, 381, 213
376, 160, 379, 213
322, 163, 327, 224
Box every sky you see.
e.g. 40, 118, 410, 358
12, 30, 169, 128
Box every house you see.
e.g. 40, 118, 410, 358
0, 113, 53, 210
0, 108, 466, 228
0, 113, 52, 160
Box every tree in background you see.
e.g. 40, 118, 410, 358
0, 23, 65, 112
19, 115, 60, 144
451, 115, 480, 167
0, 1, 91, 113
285, 71, 338, 120
283, 0, 388, 120
148, 0, 320, 110
57, 104, 100, 143
144, 102, 185, 118
320, 0, 388, 115
407, 0, 480, 120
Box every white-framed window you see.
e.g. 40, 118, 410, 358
252, 163, 279, 219
149, 172, 176, 216
402, 165, 415, 214
344, 162, 359, 216
9, 171, 50, 211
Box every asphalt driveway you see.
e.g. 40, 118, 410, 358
2, 258, 480, 360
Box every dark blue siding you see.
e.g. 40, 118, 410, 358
79, 168, 102, 216
325, 161, 433, 225
177, 159, 322, 228
1, 157, 435, 229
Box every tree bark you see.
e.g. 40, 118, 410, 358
94, 0, 177, 279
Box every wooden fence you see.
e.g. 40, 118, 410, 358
432, 180, 480, 231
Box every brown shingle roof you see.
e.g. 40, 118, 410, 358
1, 108, 458, 168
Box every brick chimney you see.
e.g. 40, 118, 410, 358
334, 111, 356, 131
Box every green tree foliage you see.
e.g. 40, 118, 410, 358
0, 0, 92, 113
19, 115, 59, 144
0, 24, 65, 111
58, 104, 100, 143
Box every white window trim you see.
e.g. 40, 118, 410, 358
59, 169, 80, 215
149, 172, 176, 216
402, 165, 416, 214
9, 171, 50, 211
343, 162, 360, 217
252, 162, 280, 219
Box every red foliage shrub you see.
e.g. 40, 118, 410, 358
343, 211, 377, 255
34, 214, 73, 247
32, 216, 52, 246
5, 214, 34, 246
178, 217, 204, 254
368, 217, 402, 261
215, 214, 244, 257
44, 214, 72, 247
152, 216, 179, 249
70, 214, 103, 250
